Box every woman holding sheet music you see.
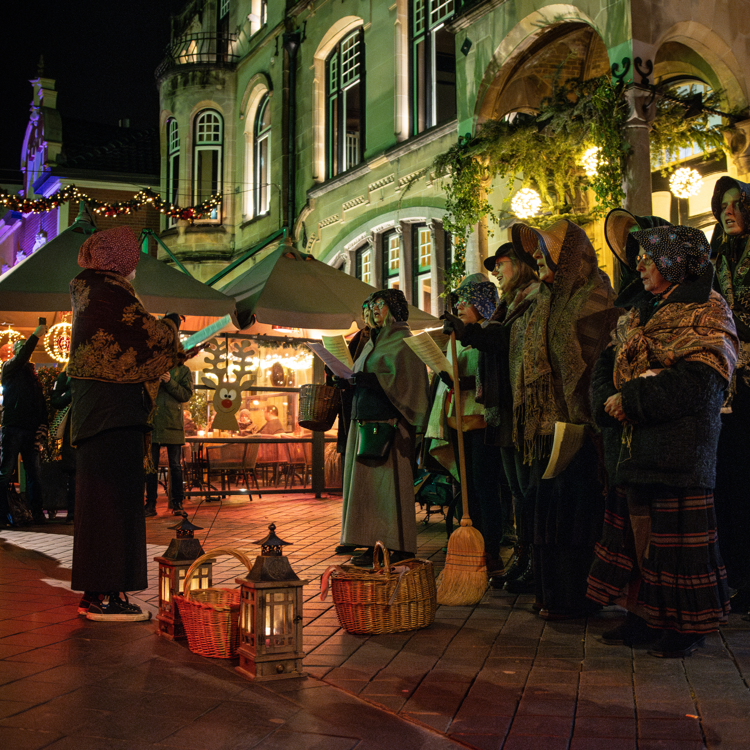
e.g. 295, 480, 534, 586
337, 289, 430, 567
588, 225, 737, 658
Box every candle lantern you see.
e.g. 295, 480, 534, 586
236, 523, 308, 681
153, 514, 212, 639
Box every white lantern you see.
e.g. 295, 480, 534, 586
511, 188, 542, 219
669, 168, 703, 199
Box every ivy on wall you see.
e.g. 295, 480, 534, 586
433, 71, 741, 293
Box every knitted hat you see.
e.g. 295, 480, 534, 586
370, 288, 409, 321
511, 219, 569, 271
632, 225, 711, 284
483, 241, 517, 272
452, 273, 499, 320
78, 226, 141, 277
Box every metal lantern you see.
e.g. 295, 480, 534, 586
236, 523, 308, 681
153, 514, 212, 639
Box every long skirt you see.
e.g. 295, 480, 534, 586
532, 436, 605, 612
587, 485, 730, 634
341, 418, 417, 554
71, 427, 147, 593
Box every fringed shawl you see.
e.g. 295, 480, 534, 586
510, 221, 619, 462
353, 321, 430, 431
613, 289, 738, 389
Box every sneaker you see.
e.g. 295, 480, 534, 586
77, 592, 97, 616
86, 593, 151, 622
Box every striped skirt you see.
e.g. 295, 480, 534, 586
587, 485, 730, 633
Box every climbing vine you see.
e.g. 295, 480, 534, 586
433, 70, 741, 293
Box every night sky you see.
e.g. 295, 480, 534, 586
0, 0, 185, 188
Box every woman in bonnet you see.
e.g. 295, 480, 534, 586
67, 226, 183, 621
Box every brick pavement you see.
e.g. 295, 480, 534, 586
1, 492, 749, 749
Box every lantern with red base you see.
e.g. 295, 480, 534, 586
153, 514, 212, 639
236, 523, 308, 681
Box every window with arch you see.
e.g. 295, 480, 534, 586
327, 29, 365, 178
412, 224, 432, 311
166, 118, 180, 227
254, 95, 271, 217
383, 230, 401, 289
193, 110, 223, 221
410, 0, 456, 135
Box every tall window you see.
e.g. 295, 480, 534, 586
254, 95, 271, 217
383, 231, 401, 288
167, 119, 180, 227
218, 0, 230, 61
193, 110, 223, 221
411, 0, 456, 135
412, 224, 432, 311
355, 244, 373, 285
326, 29, 365, 178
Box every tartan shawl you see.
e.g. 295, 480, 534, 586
510, 221, 619, 461
613, 289, 738, 390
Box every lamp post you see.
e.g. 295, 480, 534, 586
153, 514, 212, 639
236, 523, 308, 681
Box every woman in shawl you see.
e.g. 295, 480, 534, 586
708, 177, 750, 613
426, 274, 504, 572
339, 289, 430, 566
68, 226, 183, 621
588, 225, 737, 658
509, 220, 619, 619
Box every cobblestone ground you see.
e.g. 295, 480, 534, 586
1, 491, 749, 749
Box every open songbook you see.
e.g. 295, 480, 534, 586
404, 331, 451, 375
306, 341, 355, 380
542, 422, 587, 479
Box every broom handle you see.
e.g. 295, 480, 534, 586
450, 331, 471, 524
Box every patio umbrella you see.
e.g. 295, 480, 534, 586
0, 206, 237, 319
222, 238, 439, 330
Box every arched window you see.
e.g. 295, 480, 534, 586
355, 243, 373, 285
382, 230, 401, 289
166, 118, 180, 227
410, 0, 456, 135
193, 110, 223, 221
326, 29, 365, 178
254, 95, 271, 217
412, 223, 432, 311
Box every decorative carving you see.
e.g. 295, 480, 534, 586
611, 57, 631, 85
634, 57, 653, 87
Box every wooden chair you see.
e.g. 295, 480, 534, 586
281, 440, 310, 489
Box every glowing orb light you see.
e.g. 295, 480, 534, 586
0, 326, 22, 361
44, 322, 72, 363
511, 188, 542, 219
669, 167, 703, 199
581, 146, 605, 177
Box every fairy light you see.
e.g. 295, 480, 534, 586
511, 188, 542, 219
669, 168, 703, 199
581, 147, 605, 177
44, 322, 72, 363
0, 325, 23, 361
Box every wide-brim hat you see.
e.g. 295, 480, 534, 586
605, 209, 639, 267
483, 242, 516, 272
511, 219, 569, 271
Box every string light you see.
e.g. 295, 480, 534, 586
0, 186, 222, 225
581, 146, 606, 177
0, 325, 22, 361
511, 188, 542, 219
669, 168, 703, 199
44, 322, 72, 363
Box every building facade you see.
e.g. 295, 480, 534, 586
155, 0, 750, 311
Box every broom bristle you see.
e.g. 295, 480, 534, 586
436, 523, 487, 606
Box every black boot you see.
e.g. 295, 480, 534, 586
602, 612, 660, 646
144, 502, 157, 518
172, 501, 184, 515
504, 556, 535, 594
490, 545, 527, 589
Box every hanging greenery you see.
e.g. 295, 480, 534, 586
432, 69, 741, 293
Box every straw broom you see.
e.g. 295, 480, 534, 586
436, 331, 487, 606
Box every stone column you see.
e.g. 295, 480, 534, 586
429, 221, 444, 317
622, 85, 656, 216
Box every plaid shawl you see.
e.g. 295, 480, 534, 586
510, 221, 619, 461
612, 289, 738, 389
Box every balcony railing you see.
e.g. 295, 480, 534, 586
155, 32, 239, 79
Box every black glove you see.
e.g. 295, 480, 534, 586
352, 371, 379, 388
441, 311, 465, 339
438, 371, 453, 388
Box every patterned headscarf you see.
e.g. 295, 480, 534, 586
453, 274, 499, 320
78, 226, 141, 277
632, 225, 711, 285
371, 288, 409, 321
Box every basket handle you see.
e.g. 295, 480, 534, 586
182, 546, 254, 602
372, 541, 392, 575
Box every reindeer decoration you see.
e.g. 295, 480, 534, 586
201, 338, 258, 431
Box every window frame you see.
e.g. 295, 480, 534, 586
412, 223, 433, 311
355, 243, 374, 286
253, 95, 272, 218
166, 118, 180, 227
382, 230, 401, 289
193, 109, 223, 223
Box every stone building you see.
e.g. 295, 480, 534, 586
154, 0, 750, 309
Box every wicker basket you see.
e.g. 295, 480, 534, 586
323, 542, 437, 634
173, 547, 253, 659
298, 383, 339, 431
